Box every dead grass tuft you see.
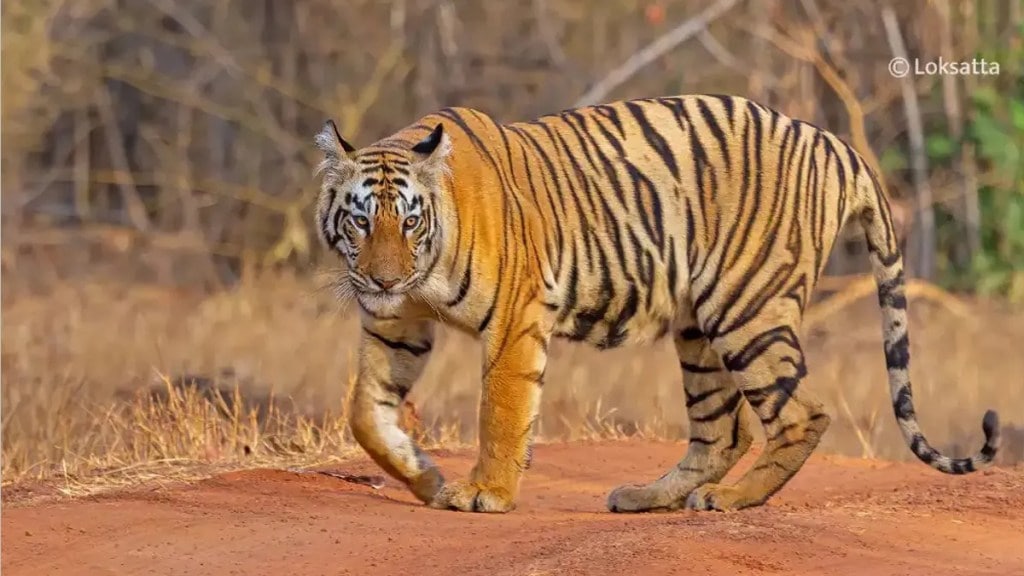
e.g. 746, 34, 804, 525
2, 271, 1023, 499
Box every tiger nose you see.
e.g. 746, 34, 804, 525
372, 275, 400, 290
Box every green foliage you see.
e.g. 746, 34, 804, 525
880, 146, 909, 173
963, 45, 1024, 302
925, 133, 956, 162
927, 26, 1024, 304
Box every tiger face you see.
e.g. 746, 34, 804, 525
314, 121, 451, 313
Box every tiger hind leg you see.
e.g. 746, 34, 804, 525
686, 319, 831, 511
607, 324, 757, 512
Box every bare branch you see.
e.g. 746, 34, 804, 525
943, 0, 981, 260
532, 0, 572, 75
94, 86, 151, 232
743, 24, 884, 186
697, 30, 746, 75
881, 4, 935, 279
573, 0, 742, 107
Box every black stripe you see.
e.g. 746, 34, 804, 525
696, 97, 731, 172
506, 126, 568, 263
684, 199, 699, 274
706, 119, 801, 338
877, 270, 907, 309
705, 94, 737, 129
507, 127, 557, 265
381, 380, 410, 399
727, 408, 743, 450
720, 101, 764, 271
357, 302, 400, 320
600, 283, 638, 349
321, 188, 340, 245
744, 372, 803, 422
540, 123, 597, 267
593, 104, 626, 137
364, 329, 432, 356
478, 300, 496, 332
570, 240, 614, 342
447, 257, 473, 307
685, 386, 725, 408
721, 326, 802, 372
641, 248, 656, 311
893, 386, 916, 421
558, 242, 580, 323
688, 436, 717, 446
624, 101, 680, 180
679, 327, 704, 341
625, 163, 665, 256
845, 144, 862, 179
682, 362, 720, 374
666, 241, 679, 297
885, 333, 910, 370
692, 391, 743, 423
981, 442, 997, 459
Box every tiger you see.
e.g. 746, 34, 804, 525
312, 94, 1000, 514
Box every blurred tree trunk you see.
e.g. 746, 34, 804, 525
942, 0, 981, 267
748, 0, 775, 105
882, 4, 936, 280
407, 0, 442, 118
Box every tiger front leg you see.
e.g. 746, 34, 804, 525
350, 318, 444, 504
430, 314, 550, 513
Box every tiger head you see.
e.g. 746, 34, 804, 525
313, 120, 452, 312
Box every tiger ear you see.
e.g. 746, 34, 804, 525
410, 123, 451, 171
314, 119, 357, 180
315, 119, 356, 161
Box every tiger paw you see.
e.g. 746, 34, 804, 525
428, 480, 516, 513
685, 483, 746, 512
407, 466, 445, 504
607, 483, 679, 513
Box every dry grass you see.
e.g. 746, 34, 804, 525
2, 270, 1023, 499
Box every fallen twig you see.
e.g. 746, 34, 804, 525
287, 467, 387, 490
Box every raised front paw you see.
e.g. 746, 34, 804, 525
407, 466, 445, 504
685, 483, 746, 512
428, 480, 516, 513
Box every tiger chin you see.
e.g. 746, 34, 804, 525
312, 94, 1000, 514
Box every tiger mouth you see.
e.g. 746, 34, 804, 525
352, 273, 423, 297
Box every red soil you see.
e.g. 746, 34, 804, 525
4, 440, 1023, 576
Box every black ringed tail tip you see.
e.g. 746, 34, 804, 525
982, 409, 1000, 438
980, 409, 1001, 459
912, 408, 1000, 475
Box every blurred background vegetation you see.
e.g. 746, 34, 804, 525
3, 0, 1021, 298
2, 0, 1022, 484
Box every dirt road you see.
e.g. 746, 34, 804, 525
3, 440, 1023, 576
